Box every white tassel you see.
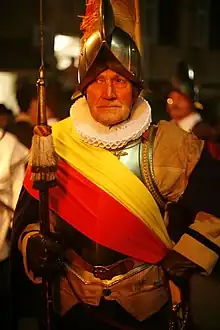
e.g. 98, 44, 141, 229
30, 133, 58, 182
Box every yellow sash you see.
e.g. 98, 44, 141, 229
52, 118, 171, 247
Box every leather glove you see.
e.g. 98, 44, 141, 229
160, 250, 203, 290
26, 232, 63, 279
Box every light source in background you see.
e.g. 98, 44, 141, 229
0, 72, 19, 114
54, 35, 80, 70
188, 68, 194, 80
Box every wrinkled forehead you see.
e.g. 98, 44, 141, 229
84, 67, 141, 98
94, 69, 129, 80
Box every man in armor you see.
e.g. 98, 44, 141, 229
11, 1, 220, 329
166, 60, 220, 144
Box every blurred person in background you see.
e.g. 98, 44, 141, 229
0, 125, 28, 329
166, 61, 220, 329
0, 103, 15, 132
0, 104, 10, 129
13, 79, 66, 149
27, 81, 65, 126
13, 81, 35, 149
166, 61, 220, 145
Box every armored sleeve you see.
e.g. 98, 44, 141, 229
153, 121, 220, 274
173, 212, 220, 274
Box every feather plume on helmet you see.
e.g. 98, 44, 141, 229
77, 0, 144, 93
80, 0, 102, 48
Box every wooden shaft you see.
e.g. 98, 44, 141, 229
37, 66, 47, 126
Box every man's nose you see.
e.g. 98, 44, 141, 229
103, 81, 116, 99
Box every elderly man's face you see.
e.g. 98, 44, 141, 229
167, 90, 193, 122
86, 69, 137, 126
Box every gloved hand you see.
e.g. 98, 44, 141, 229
26, 232, 63, 279
160, 250, 203, 290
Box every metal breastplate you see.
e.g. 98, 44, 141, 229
111, 139, 143, 181
114, 131, 167, 210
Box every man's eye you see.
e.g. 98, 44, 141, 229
115, 78, 126, 84
117, 78, 124, 83
96, 78, 105, 83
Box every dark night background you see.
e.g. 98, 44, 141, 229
0, 0, 220, 120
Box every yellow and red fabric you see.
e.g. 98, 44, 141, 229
24, 117, 172, 263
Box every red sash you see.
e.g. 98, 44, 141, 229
24, 159, 168, 263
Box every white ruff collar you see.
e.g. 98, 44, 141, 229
70, 96, 152, 149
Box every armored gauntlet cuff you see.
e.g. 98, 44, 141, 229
26, 232, 63, 279
161, 250, 203, 289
